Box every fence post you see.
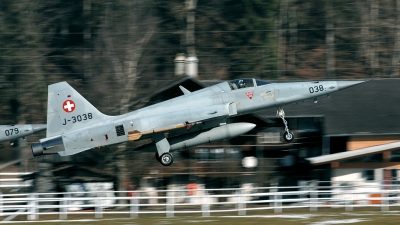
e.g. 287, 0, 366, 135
166, 190, 174, 218
95, 194, 103, 219
270, 186, 276, 209
345, 189, 353, 211
310, 182, 318, 212
237, 189, 244, 216
381, 187, 389, 212
59, 193, 67, 220
28, 193, 37, 220
273, 187, 281, 213
130, 192, 139, 218
202, 190, 210, 217
298, 181, 306, 207
0, 194, 3, 217
240, 188, 246, 216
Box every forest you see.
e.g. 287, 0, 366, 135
1, 0, 399, 123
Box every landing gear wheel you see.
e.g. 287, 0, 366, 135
283, 131, 294, 142
160, 152, 173, 166
155, 153, 160, 162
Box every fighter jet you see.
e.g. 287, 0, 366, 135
0, 124, 46, 145
31, 79, 366, 166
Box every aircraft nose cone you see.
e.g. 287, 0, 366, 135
337, 80, 368, 91
32, 124, 47, 133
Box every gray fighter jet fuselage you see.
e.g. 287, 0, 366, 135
0, 124, 46, 145
31, 78, 366, 166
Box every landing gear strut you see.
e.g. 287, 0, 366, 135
277, 107, 294, 142
153, 133, 174, 166
155, 152, 174, 166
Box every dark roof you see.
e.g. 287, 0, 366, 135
132, 78, 400, 135
118, 76, 205, 112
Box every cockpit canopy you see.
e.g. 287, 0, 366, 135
228, 78, 271, 90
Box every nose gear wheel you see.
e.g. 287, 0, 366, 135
283, 130, 294, 142
277, 107, 294, 142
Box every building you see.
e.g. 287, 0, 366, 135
135, 78, 400, 189
274, 79, 400, 187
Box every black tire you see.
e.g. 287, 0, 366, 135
283, 131, 294, 142
155, 153, 160, 162
160, 152, 174, 166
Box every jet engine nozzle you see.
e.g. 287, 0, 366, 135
31, 137, 63, 157
31, 143, 45, 157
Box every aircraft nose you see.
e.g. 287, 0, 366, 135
32, 124, 47, 133
336, 80, 368, 91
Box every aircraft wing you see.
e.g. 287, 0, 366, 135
307, 141, 400, 165
128, 122, 201, 141
0, 124, 46, 144
127, 102, 237, 141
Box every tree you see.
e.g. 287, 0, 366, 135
98, 0, 157, 197
0, 0, 46, 124
156, 0, 279, 80
358, 0, 379, 76
391, 0, 400, 77
325, 0, 335, 78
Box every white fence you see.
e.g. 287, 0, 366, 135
0, 173, 32, 189
1, 183, 400, 221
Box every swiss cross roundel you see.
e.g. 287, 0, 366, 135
62, 100, 76, 113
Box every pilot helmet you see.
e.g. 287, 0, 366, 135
238, 80, 245, 87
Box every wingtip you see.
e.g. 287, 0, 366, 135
32, 124, 47, 133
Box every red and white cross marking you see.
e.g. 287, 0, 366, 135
63, 100, 76, 113
245, 91, 254, 100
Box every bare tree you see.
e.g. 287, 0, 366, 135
103, 1, 155, 114
358, 0, 379, 76
83, 0, 92, 79
325, 1, 335, 78
391, 0, 400, 77
102, 0, 156, 197
288, 0, 297, 76
369, 0, 379, 76
278, 0, 289, 77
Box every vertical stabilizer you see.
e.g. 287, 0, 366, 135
46, 82, 112, 137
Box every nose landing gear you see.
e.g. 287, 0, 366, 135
277, 107, 294, 142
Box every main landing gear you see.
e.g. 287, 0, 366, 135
277, 107, 294, 142
153, 133, 174, 166
155, 152, 174, 166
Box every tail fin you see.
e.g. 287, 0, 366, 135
46, 82, 113, 137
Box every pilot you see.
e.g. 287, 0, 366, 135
238, 80, 245, 88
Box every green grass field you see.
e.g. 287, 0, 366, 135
2, 208, 400, 225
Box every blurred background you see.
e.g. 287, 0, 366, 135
1, 0, 400, 201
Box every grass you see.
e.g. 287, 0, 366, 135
1, 208, 400, 225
